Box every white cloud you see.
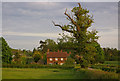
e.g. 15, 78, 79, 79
98, 29, 118, 49
2, 2, 118, 50
3, 31, 60, 38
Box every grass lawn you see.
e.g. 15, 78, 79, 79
2, 68, 83, 79
2, 67, 119, 79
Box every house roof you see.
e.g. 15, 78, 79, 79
47, 51, 69, 58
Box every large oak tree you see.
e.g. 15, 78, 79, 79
53, 3, 104, 67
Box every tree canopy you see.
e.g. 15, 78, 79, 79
0, 37, 12, 64
53, 3, 104, 67
38, 39, 58, 53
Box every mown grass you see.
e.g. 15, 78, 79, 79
2, 68, 78, 79
2, 68, 119, 79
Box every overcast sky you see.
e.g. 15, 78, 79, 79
2, 2, 118, 50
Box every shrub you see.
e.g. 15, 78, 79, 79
64, 57, 75, 65
2, 64, 74, 69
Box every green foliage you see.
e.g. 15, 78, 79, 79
0, 37, 12, 64
103, 48, 119, 61
91, 42, 105, 63
104, 61, 119, 65
33, 48, 37, 54
26, 57, 33, 64
38, 39, 58, 53
12, 52, 21, 64
2, 64, 74, 69
0, 37, 2, 64
43, 53, 47, 64
53, 3, 104, 67
74, 69, 118, 79
20, 55, 27, 64
90, 61, 120, 73
33, 51, 42, 63
64, 57, 75, 65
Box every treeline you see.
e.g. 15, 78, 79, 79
103, 48, 119, 61
0, 37, 119, 66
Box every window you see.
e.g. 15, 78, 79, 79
61, 58, 63, 61
55, 58, 58, 61
60, 63, 63, 65
50, 58, 52, 61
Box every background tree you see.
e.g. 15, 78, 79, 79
38, 40, 47, 53
12, 52, 21, 64
103, 48, 118, 61
43, 53, 47, 64
33, 51, 42, 63
20, 55, 27, 64
33, 48, 37, 54
64, 57, 75, 65
0, 37, 12, 64
38, 39, 58, 53
53, 3, 104, 67
0, 37, 2, 65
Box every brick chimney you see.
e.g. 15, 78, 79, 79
47, 49, 49, 53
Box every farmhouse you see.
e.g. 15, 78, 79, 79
47, 49, 71, 65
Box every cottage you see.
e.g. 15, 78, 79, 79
47, 49, 71, 65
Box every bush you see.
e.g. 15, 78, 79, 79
64, 57, 75, 65
2, 64, 74, 69
80, 59, 89, 68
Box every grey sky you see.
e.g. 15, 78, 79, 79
2, 2, 118, 50
2, 0, 120, 2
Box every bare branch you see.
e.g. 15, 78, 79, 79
75, 3, 81, 20
52, 21, 62, 28
64, 11, 76, 26
52, 21, 74, 33
78, 3, 81, 13
64, 10, 80, 32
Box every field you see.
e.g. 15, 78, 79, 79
2, 68, 81, 79
2, 67, 119, 79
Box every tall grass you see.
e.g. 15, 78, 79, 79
75, 68, 119, 79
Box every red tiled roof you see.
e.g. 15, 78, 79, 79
47, 52, 69, 58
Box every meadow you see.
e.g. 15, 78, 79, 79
2, 68, 79, 79
2, 67, 119, 79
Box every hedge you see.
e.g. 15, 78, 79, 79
90, 65, 120, 73
2, 64, 74, 69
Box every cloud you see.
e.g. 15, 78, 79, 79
2, 2, 118, 50
0, 2, 1, 37
3, 31, 60, 38
98, 29, 118, 48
